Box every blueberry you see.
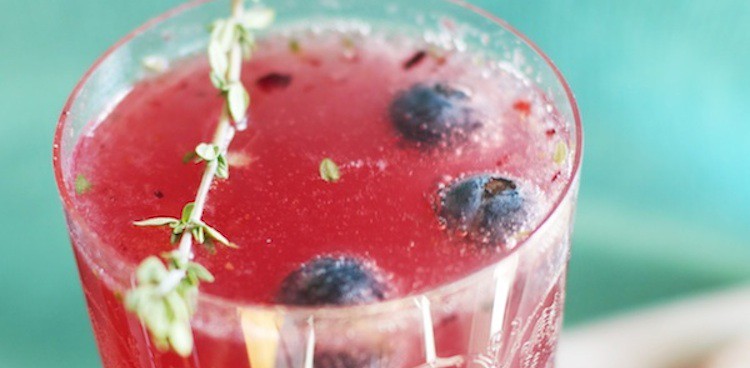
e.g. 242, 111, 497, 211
313, 351, 377, 368
389, 83, 482, 144
439, 175, 529, 243
277, 256, 387, 306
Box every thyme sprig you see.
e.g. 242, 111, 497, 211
133, 202, 236, 248
124, 0, 273, 356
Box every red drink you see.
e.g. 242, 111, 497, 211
55, 2, 581, 368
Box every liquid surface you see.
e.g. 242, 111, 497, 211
71, 31, 572, 304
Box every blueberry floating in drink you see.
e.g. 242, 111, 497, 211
389, 82, 482, 144
439, 174, 530, 244
277, 255, 387, 306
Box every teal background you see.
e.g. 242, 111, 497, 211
1, 0, 749, 367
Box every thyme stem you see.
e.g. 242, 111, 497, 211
125, 0, 275, 356
167, 0, 245, 291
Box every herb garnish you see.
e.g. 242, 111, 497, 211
124, 0, 273, 356
319, 158, 341, 183
553, 141, 568, 165
75, 174, 92, 195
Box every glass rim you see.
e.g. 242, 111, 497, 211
53, 0, 583, 316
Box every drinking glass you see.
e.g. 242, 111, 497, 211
53, 0, 582, 367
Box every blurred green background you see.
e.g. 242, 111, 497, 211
1, 0, 749, 367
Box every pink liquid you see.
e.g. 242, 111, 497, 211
67, 30, 573, 367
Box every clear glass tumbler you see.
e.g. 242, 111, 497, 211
53, 0, 582, 367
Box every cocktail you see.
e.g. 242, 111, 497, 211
53, 0, 581, 367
